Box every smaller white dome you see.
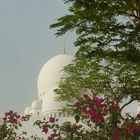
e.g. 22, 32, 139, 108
31, 100, 42, 109
24, 107, 31, 115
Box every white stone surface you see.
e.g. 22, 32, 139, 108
23, 54, 75, 136
37, 54, 74, 98
31, 100, 42, 109
24, 107, 32, 115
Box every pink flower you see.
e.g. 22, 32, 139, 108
2, 117, 7, 123
93, 97, 104, 105
48, 133, 60, 140
81, 105, 88, 113
87, 107, 104, 122
15, 115, 21, 119
49, 117, 55, 123
42, 125, 48, 134
137, 113, 140, 120
94, 113, 104, 122
131, 125, 139, 134
112, 127, 121, 140
102, 107, 109, 113
13, 118, 18, 124
73, 124, 82, 130
109, 101, 119, 112
88, 107, 95, 114
5, 110, 14, 117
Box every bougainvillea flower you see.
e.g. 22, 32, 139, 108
49, 117, 55, 123
42, 125, 48, 134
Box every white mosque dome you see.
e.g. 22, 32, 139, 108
42, 87, 67, 114
24, 107, 31, 115
31, 100, 42, 109
22, 53, 75, 138
37, 54, 74, 97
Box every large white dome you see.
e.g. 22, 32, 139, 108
37, 54, 74, 96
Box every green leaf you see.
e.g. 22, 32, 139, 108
75, 115, 80, 123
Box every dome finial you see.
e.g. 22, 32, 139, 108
62, 42, 67, 54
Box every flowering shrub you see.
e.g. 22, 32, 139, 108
34, 94, 140, 140
34, 117, 85, 140
34, 117, 61, 140
72, 94, 140, 139
0, 110, 30, 140
1, 95, 140, 140
74, 94, 120, 123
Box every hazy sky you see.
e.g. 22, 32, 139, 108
0, 0, 76, 115
0, 0, 138, 116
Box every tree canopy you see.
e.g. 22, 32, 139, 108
51, 0, 140, 62
50, 0, 140, 112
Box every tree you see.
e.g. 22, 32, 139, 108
51, 0, 140, 63
34, 95, 140, 140
0, 111, 42, 140
0, 111, 29, 140
1, 2, 140, 139
50, 0, 140, 112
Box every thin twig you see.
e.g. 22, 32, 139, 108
120, 98, 134, 111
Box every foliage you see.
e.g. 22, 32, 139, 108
71, 94, 140, 140
50, 0, 140, 63
0, 110, 26, 140
0, 111, 33, 140
50, 1, 140, 139
51, 0, 140, 112
54, 55, 140, 112
34, 116, 89, 140
1, 95, 140, 140
1, 1, 140, 139
34, 94, 140, 140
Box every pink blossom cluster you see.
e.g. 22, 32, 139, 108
47, 132, 60, 140
74, 94, 119, 123
16, 134, 41, 140
123, 122, 140, 134
35, 116, 59, 136
112, 127, 121, 140
37, 117, 60, 140
47, 123, 82, 140
35, 116, 83, 140
72, 124, 82, 131
0, 111, 31, 140
112, 122, 140, 140
2, 110, 22, 124
112, 123, 140, 140
2, 110, 30, 125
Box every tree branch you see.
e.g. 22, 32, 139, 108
116, 93, 125, 105
120, 98, 135, 111
106, 81, 118, 100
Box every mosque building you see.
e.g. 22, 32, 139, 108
21, 52, 75, 137
21, 51, 139, 134
1, 49, 138, 138
24, 53, 74, 118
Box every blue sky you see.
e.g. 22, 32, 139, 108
0, 0, 76, 115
